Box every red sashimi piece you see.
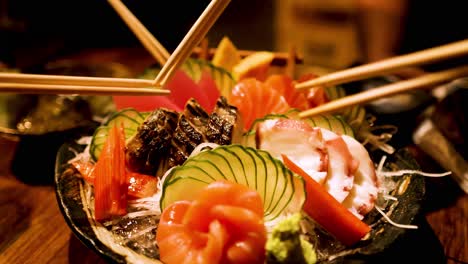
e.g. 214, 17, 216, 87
265, 74, 309, 110
165, 70, 211, 110
198, 70, 221, 112
156, 180, 266, 264
230, 78, 290, 130
113, 95, 181, 112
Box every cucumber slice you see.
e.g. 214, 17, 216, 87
304, 114, 355, 137
183, 152, 237, 183
89, 108, 149, 161
324, 85, 366, 132
160, 145, 306, 222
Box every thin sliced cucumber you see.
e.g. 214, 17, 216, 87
89, 108, 149, 160
160, 145, 306, 222
183, 152, 237, 183
304, 114, 355, 137
324, 85, 366, 132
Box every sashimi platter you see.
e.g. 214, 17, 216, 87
54, 33, 437, 264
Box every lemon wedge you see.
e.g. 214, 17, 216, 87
232, 51, 274, 81
212, 37, 241, 72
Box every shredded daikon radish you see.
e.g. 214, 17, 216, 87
375, 206, 418, 229
189, 142, 220, 158
382, 194, 398, 201
380, 170, 452, 177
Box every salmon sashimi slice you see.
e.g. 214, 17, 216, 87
156, 180, 266, 264
264, 74, 309, 110
230, 78, 290, 130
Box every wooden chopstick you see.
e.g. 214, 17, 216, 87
0, 83, 169, 96
0, 72, 155, 88
154, 0, 231, 87
298, 65, 468, 118
296, 39, 468, 91
107, 0, 170, 66
191, 47, 304, 66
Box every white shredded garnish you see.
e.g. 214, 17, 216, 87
377, 155, 387, 174
188, 142, 220, 158
382, 194, 398, 201
375, 206, 418, 229
380, 170, 452, 177
77, 136, 93, 145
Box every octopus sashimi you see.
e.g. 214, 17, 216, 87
258, 119, 328, 184
320, 129, 359, 203
156, 180, 266, 264
341, 135, 379, 218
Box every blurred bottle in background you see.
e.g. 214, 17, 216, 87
275, 0, 362, 71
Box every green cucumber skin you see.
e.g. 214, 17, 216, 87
89, 108, 149, 161
160, 145, 306, 222
304, 114, 355, 138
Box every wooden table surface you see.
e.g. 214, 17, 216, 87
1, 48, 467, 264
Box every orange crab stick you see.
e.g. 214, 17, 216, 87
282, 154, 371, 246
94, 124, 128, 221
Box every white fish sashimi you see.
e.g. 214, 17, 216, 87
320, 129, 358, 203
258, 119, 328, 184
342, 135, 379, 218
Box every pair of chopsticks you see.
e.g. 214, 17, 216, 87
297, 39, 468, 118
0, 0, 230, 96
152, 0, 231, 87
0, 73, 169, 96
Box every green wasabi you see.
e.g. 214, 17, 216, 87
266, 213, 317, 264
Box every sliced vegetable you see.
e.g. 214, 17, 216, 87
281, 154, 370, 246
157, 180, 266, 264
303, 114, 355, 137
93, 125, 127, 221
160, 145, 306, 222
90, 108, 148, 161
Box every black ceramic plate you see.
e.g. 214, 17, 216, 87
55, 135, 445, 264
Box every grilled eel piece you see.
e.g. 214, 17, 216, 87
125, 108, 179, 175
168, 98, 210, 168
126, 97, 242, 177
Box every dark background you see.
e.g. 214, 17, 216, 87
0, 0, 275, 68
